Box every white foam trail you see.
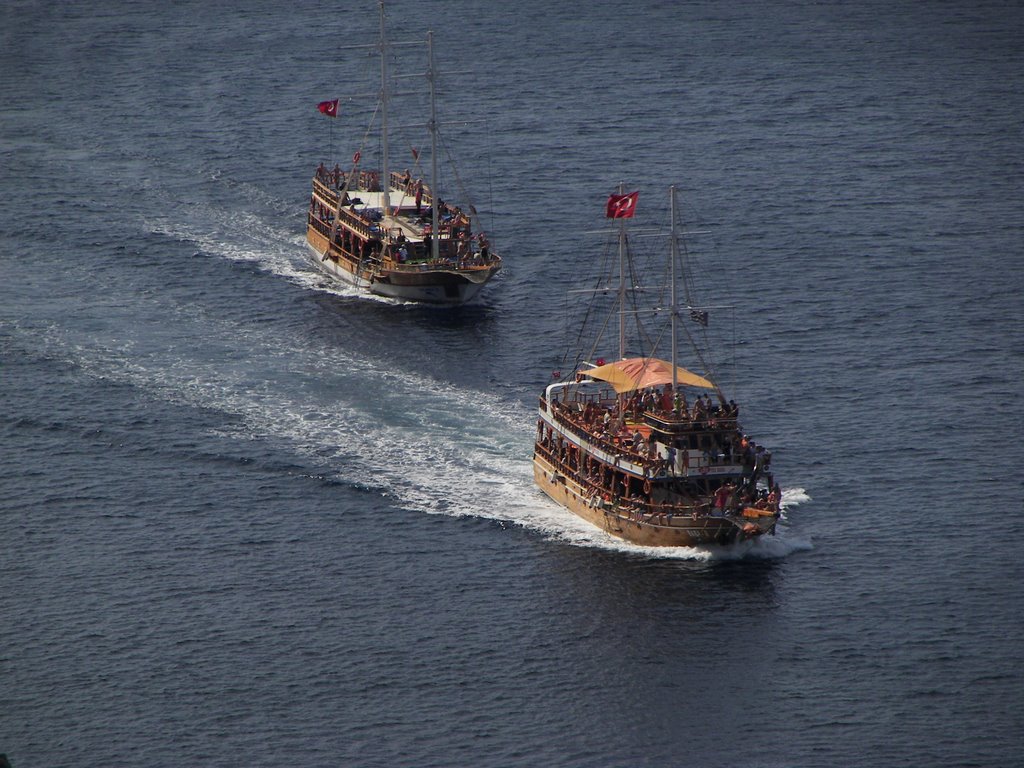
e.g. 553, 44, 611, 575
36, 306, 813, 561
781, 487, 810, 506
143, 214, 401, 305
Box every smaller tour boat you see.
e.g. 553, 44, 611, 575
533, 186, 781, 547
306, 3, 501, 305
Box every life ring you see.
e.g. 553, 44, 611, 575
643, 478, 652, 494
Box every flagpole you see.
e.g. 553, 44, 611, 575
670, 185, 678, 394
379, 0, 391, 220
618, 181, 626, 361
428, 30, 439, 262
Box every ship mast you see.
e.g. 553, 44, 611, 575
427, 31, 440, 261
617, 182, 627, 360
670, 185, 679, 392
378, 1, 391, 220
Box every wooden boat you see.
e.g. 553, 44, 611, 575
306, 4, 501, 305
533, 187, 781, 547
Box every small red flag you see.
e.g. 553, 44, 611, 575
317, 99, 339, 118
605, 191, 639, 218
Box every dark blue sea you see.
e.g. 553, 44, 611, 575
3, 1, 1023, 766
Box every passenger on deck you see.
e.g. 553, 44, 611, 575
714, 482, 732, 510
642, 389, 657, 413
456, 232, 471, 261
661, 385, 673, 414
691, 396, 705, 425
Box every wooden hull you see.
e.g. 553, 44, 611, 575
533, 453, 772, 547
307, 229, 497, 306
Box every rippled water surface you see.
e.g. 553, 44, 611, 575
2, 1, 1023, 766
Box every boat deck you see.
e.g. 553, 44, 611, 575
344, 186, 464, 245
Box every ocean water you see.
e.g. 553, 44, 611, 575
2, 1, 1023, 766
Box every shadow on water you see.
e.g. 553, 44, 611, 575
302, 290, 507, 386
543, 541, 783, 623
307, 290, 500, 334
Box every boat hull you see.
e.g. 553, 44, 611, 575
533, 453, 766, 547
306, 237, 494, 306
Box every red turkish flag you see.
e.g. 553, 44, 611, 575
317, 99, 339, 118
606, 191, 639, 218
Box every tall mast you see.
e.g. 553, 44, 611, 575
617, 182, 627, 360
670, 185, 679, 392
427, 31, 440, 261
378, 1, 391, 219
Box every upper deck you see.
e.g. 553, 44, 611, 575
310, 168, 497, 269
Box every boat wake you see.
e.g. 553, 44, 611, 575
144, 212, 400, 305
27, 304, 811, 561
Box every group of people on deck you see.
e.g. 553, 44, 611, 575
713, 479, 782, 514
551, 383, 779, 490
569, 384, 740, 442
312, 162, 495, 268
625, 386, 740, 427
316, 163, 344, 188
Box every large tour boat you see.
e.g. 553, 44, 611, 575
533, 187, 781, 547
306, 3, 501, 305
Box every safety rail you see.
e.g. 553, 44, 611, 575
545, 406, 663, 475
534, 442, 712, 520
389, 170, 432, 202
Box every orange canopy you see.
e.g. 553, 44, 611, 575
585, 357, 716, 393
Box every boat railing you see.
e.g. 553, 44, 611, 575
312, 177, 340, 204
381, 256, 497, 273
643, 410, 739, 434
547, 401, 663, 474
547, 399, 755, 476
389, 170, 430, 200
314, 166, 347, 189
534, 440, 713, 519
308, 213, 332, 240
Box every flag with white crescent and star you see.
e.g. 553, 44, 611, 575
316, 99, 339, 118
605, 191, 639, 218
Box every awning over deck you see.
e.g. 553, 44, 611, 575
585, 357, 716, 393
